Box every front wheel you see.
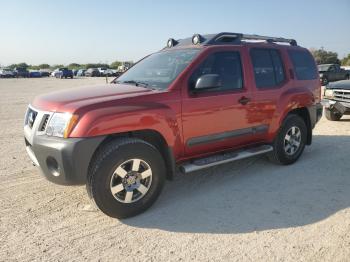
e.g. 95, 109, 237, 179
87, 138, 166, 218
325, 108, 342, 121
269, 114, 307, 165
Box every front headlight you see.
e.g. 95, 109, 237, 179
324, 89, 334, 98
46, 113, 78, 138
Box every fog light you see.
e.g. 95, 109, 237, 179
46, 156, 60, 177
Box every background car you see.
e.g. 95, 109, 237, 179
39, 69, 51, 77
29, 70, 42, 78
85, 68, 100, 77
76, 69, 86, 76
53, 68, 74, 79
98, 67, 109, 76
0, 68, 15, 78
14, 67, 29, 78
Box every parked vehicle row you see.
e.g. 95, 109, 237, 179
0, 67, 123, 78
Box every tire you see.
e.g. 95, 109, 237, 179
87, 138, 166, 218
325, 108, 342, 121
268, 114, 307, 165
321, 77, 328, 85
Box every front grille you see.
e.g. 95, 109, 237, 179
40, 114, 50, 131
25, 108, 38, 128
334, 89, 350, 102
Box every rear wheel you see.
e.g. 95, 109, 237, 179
87, 138, 166, 218
325, 108, 342, 121
269, 114, 307, 165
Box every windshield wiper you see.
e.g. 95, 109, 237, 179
120, 80, 149, 87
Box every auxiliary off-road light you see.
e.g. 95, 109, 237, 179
167, 38, 178, 48
192, 34, 203, 45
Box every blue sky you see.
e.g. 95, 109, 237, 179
0, 0, 349, 66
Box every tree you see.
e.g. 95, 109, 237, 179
310, 48, 340, 65
68, 63, 81, 69
85, 63, 109, 69
51, 64, 64, 70
28, 65, 40, 70
38, 64, 50, 69
8, 62, 29, 69
110, 60, 122, 69
341, 54, 350, 66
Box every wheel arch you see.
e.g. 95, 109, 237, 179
89, 129, 176, 181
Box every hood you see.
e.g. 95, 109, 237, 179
327, 80, 350, 90
32, 83, 156, 112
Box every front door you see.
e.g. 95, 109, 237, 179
181, 49, 260, 156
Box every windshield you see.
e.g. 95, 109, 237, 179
318, 65, 331, 72
116, 49, 200, 89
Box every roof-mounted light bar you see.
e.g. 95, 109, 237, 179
167, 38, 178, 48
165, 32, 297, 48
192, 34, 204, 45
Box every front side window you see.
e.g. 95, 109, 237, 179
250, 49, 285, 88
117, 49, 200, 90
288, 50, 318, 80
189, 51, 243, 92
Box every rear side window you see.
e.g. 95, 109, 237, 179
250, 49, 285, 88
189, 51, 243, 92
288, 50, 318, 80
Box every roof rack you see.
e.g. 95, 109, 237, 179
207, 32, 297, 46
166, 32, 297, 48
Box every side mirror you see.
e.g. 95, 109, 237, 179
194, 74, 222, 90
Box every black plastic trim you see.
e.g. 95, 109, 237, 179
30, 135, 106, 185
187, 125, 269, 147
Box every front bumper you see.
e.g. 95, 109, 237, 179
321, 99, 350, 114
25, 135, 105, 185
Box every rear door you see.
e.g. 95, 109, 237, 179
181, 48, 263, 156
247, 47, 291, 141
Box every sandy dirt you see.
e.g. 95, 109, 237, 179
0, 77, 349, 261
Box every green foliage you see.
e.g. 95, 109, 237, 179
310, 48, 340, 65
28, 65, 40, 70
51, 64, 64, 70
8, 62, 29, 70
68, 63, 81, 70
38, 64, 50, 69
341, 54, 350, 66
110, 61, 122, 69
84, 63, 109, 69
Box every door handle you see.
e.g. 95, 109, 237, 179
238, 96, 250, 105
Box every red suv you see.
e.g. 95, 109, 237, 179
24, 32, 322, 218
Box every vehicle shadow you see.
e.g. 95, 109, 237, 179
123, 135, 350, 234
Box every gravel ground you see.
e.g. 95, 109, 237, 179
0, 78, 349, 262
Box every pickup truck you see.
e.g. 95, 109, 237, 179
322, 80, 350, 120
318, 64, 350, 85
24, 32, 322, 218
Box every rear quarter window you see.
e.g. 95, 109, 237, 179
288, 50, 318, 80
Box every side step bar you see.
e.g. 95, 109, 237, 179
180, 145, 273, 173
